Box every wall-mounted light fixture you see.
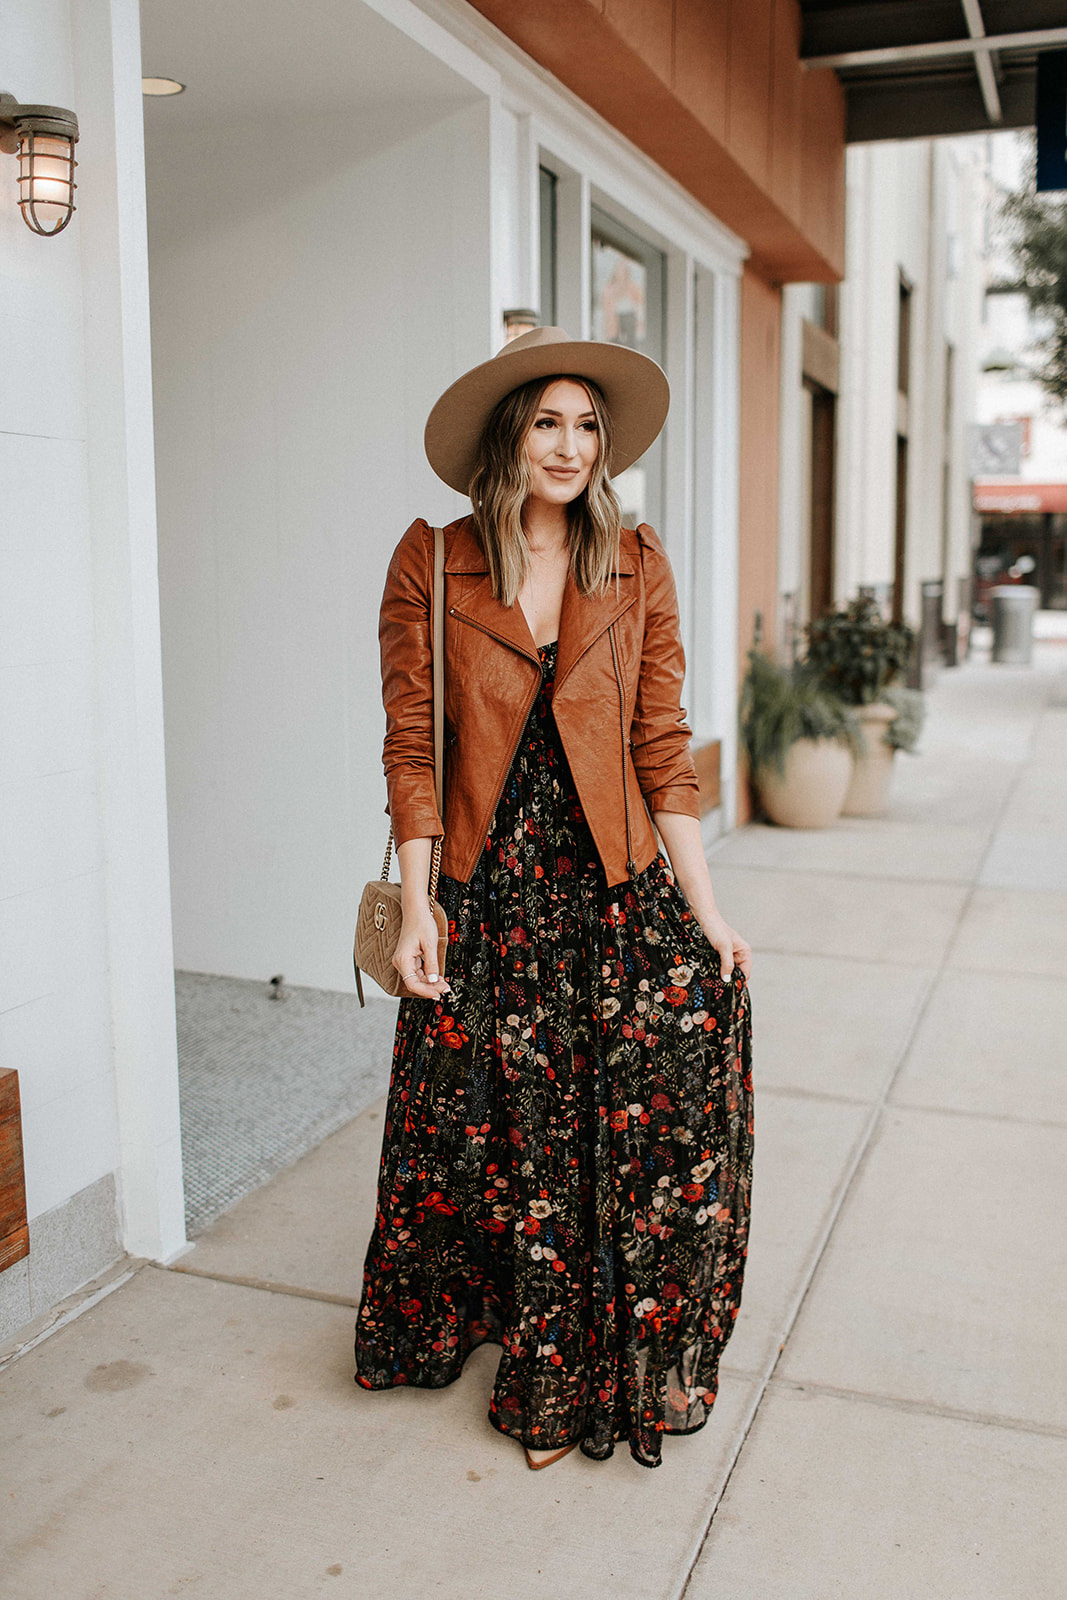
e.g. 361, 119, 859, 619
0, 92, 79, 237
503, 308, 540, 344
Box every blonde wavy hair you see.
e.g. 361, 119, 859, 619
468, 375, 623, 607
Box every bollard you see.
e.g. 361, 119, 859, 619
990, 585, 1039, 665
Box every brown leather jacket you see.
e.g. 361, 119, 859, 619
379, 514, 701, 888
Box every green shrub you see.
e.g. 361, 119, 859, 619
881, 684, 925, 754
804, 596, 915, 706
739, 649, 859, 780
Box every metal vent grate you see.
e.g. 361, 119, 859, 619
175, 972, 396, 1236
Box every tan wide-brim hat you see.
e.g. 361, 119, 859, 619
424, 325, 670, 495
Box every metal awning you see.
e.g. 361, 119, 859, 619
974, 480, 1067, 512
802, 2, 1067, 141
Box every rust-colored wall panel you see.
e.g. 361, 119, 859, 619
466, 0, 846, 281
0, 1068, 29, 1274
801, 68, 847, 268
725, 0, 772, 190
605, 0, 674, 86
736, 266, 782, 822
769, 0, 803, 220
673, 0, 729, 143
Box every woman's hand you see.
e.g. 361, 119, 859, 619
692, 908, 752, 985
392, 902, 451, 1002
392, 836, 451, 1002
652, 811, 753, 985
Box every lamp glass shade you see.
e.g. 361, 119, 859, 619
18, 130, 77, 235
503, 313, 539, 344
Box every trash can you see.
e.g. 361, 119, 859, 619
990, 585, 1039, 665
918, 579, 944, 687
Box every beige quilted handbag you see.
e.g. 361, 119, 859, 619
353, 526, 448, 1006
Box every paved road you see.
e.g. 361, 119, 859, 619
3, 628, 1065, 1598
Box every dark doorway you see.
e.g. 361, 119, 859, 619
893, 273, 912, 625
893, 433, 908, 624
807, 380, 836, 620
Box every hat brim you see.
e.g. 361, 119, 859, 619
424, 336, 670, 495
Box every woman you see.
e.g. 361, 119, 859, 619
354, 327, 754, 1470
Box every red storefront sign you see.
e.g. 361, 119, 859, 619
973, 480, 1067, 514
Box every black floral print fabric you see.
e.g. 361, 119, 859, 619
354, 640, 754, 1468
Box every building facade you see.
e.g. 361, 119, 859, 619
775, 135, 987, 681
973, 131, 1067, 616
3, 0, 851, 1344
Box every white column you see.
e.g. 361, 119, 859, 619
664, 250, 696, 676
692, 263, 741, 826
71, 0, 187, 1263
555, 168, 591, 339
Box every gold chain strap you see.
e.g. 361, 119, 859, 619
380, 825, 442, 904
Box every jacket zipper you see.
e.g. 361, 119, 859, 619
448, 606, 539, 664
608, 622, 636, 879
553, 592, 637, 695
449, 592, 636, 680
452, 602, 637, 879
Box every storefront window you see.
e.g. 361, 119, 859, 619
976, 512, 1067, 613
538, 165, 557, 326
590, 204, 665, 529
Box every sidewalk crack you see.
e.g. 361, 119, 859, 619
158, 1261, 359, 1308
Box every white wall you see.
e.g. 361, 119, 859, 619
937, 140, 985, 625
147, 0, 749, 991
835, 142, 925, 610
147, 90, 492, 991
776, 280, 817, 649
832, 137, 984, 628
1, 0, 185, 1331
1, 0, 110, 1218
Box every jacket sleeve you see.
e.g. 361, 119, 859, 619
630, 523, 702, 818
379, 517, 445, 846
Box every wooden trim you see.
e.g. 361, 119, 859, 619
692, 739, 722, 813
0, 1069, 29, 1274
801, 318, 839, 393
0, 1224, 29, 1273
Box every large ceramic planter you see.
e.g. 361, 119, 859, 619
756, 737, 854, 828
841, 702, 898, 817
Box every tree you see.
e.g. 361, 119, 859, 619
997, 137, 1067, 407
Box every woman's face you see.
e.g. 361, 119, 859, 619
521, 379, 600, 508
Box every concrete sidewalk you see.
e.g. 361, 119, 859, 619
3, 629, 1066, 1600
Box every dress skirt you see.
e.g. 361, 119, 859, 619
354, 639, 754, 1468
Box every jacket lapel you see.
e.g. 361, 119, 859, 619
445, 519, 538, 662
445, 516, 637, 681
553, 565, 636, 693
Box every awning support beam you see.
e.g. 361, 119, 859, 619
803, 24, 1067, 71
960, 0, 1002, 126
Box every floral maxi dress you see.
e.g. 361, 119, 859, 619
353, 639, 754, 1468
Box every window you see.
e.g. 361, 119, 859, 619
590, 204, 666, 528
538, 165, 557, 326
810, 282, 839, 338
897, 275, 912, 397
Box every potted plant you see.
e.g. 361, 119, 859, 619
739, 649, 859, 828
803, 596, 917, 817
881, 684, 926, 754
